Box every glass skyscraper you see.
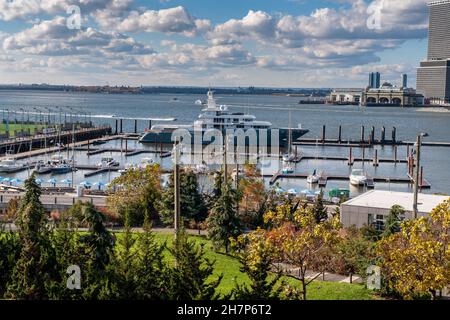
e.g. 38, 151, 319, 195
417, 0, 450, 104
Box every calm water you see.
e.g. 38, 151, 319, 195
1, 90, 449, 196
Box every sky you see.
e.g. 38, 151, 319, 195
0, 0, 432, 88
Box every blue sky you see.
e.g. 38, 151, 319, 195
0, 0, 430, 88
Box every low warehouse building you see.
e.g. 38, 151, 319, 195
340, 190, 449, 230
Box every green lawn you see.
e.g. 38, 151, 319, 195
0, 229, 377, 300
147, 231, 378, 300
0, 123, 44, 137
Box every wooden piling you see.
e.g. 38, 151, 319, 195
348, 147, 353, 165
120, 119, 123, 134
338, 125, 342, 143
370, 126, 375, 145
322, 125, 326, 143
381, 126, 386, 144
360, 126, 365, 143
134, 119, 138, 134
115, 119, 118, 135
392, 127, 397, 143
394, 146, 398, 163
373, 149, 379, 167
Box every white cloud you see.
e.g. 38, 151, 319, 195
3, 16, 154, 56
107, 6, 211, 36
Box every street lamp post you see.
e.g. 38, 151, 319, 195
413, 132, 428, 219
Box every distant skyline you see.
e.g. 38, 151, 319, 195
0, 0, 431, 88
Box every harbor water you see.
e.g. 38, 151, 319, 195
1, 90, 449, 196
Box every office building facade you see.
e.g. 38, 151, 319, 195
417, 0, 450, 104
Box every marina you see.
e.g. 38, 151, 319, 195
0, 91, 449, 200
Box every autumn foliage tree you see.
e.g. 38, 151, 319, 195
264, 204, 341, 300
231, 230, 284, 300
377, 199, 450, 300
237, 164, 270, 228
107, 164, 162, 226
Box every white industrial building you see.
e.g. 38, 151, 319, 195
340, 190, 449, 230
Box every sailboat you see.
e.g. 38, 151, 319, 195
282, 110, 296, 162
50, 127, 73, 174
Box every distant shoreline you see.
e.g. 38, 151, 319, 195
0, 86, 330, 97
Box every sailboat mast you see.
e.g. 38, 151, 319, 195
288, 110, 292, 154
71, 123, 75, 187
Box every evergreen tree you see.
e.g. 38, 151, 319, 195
207, 182, 242, 253
312, 191, 328, 223
6, 174, 51, 300
382, 205, 404, 238
134, 212, 169, 299
78, 202, 115, 299
0, 223, 19, 298
46, 213, 84, 300
109, 209, 139, 299
160, 170, 207, 226
167, 231, 222, 300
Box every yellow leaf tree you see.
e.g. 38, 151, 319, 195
265, 205, 341, 300
377, 199, 450, 300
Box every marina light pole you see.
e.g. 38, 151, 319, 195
413, 132, 428, 219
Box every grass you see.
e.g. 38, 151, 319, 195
0, 228, 377, 300
147, 231, 378, 300
0, 123, 45, 137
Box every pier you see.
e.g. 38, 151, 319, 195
267, 170, 431, 189
295, 125, 450, 148
0, 126, 112, 157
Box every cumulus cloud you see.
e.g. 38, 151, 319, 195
209, 0, 428, 48
0, 0, 132, 21
99, 6, 211, 37
3, 16, 154, 56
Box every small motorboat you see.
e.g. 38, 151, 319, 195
282, 166, 294, 174
35, 160, 53, 174
349, 169, 367, 186
98, 157, 120, 168
0, 158, 23, 173
195, 99, 206, 105
282, 153, 296, 163
306, 169, 320, 184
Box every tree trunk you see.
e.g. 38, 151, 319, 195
350, 273, 353, 284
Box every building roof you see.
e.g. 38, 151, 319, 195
342, 190, 449, 213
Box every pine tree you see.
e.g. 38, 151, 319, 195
312, 191, 328, 223
134, 211, 168, 299
207, 182, 242, 253
160, 170, 207, 226
46, 213, 83, 300
382, 205, 403, 238
0, 222, 20, 298
167, 231, 222, 300
78, 202, 115, 299
110, 209, 139, 299
6, 174, 51, 300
